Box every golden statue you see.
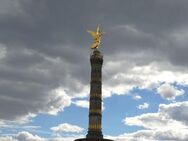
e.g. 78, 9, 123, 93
87, 26, 104, 49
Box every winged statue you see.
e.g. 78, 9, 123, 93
87, 26, 104, 49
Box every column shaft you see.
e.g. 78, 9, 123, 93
87, 50, 103, 139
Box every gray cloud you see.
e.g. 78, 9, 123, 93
0, 0, 188, 122
160, 101, 188, 125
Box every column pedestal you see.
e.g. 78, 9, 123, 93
75, 138, 113, 141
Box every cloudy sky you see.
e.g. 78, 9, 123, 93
0, 0, 188, 141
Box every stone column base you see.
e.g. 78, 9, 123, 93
75, 138, 113, 141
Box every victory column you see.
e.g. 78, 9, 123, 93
75, 26, 113, 141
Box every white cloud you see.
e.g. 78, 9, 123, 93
132, 95, 142, 100
15, 131, 45, 141
109, 128, 188, 141
125, 112, 186, 130
0, 131, 84, 141
2, 100, 188, 141
45, 88, 71, 115
124, 101, 188, 131
137, 102, 149, 110
103, 61, 188, 98
2, 129, 188, 141
72, 100, 89, 109
157, 83, 184, 100
72, 100, 105, 111
48, 135, 84, 141
0, 136, 16, 141
0, 87, 72, 129
119, 101, 188, 141
50, 123, 84, 133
